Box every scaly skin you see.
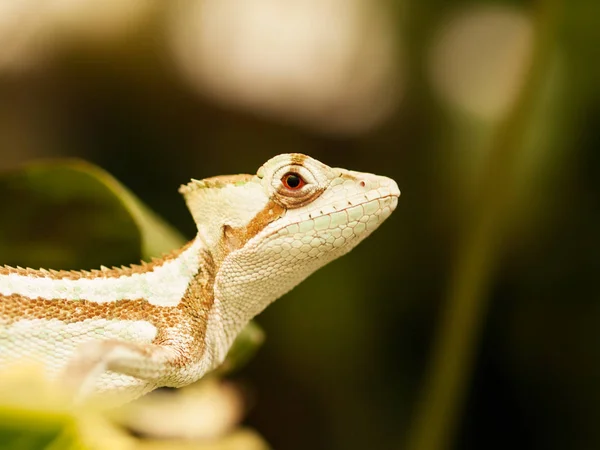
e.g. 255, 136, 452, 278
0, 153, 399, 405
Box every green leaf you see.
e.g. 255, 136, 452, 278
0, 410, 84, 450
0, 159, 185, 270
0, 410, 66, 450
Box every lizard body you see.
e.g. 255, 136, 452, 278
0, 153, 399, 405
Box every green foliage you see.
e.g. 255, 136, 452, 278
0, 161, 143, 270
0, 411, 80, 450
0, 159, 186, 269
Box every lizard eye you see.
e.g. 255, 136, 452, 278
281, 172, 306, 190
271, 164, 324, 208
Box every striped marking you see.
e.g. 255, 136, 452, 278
0, 239, 204, 306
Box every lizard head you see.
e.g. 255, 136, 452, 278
180, 154, 399, 334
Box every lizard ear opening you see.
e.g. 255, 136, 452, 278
221, 224, 244, 253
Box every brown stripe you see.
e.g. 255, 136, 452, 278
219, 200, 285, 257
340, 172, 360, 182
289, 153, 308, 165
0, 240, 196, 281
0, 249, 217, 368
0, 294, 184, 326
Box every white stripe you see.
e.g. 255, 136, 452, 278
0, 318, 157, 379
0, 239, 202, 306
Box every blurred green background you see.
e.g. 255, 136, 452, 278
0, 0, 598, 449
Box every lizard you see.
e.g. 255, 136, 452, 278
0, 153, 400, 406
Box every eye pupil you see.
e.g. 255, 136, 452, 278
286, 175, 301, 188
282, 172, 305, 190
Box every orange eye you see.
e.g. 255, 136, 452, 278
281, 172, 306, 190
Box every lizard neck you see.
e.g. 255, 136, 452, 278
203, 245, 334, 365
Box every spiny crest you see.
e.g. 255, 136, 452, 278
0, 245, 189, 280
178, 174, 255, 195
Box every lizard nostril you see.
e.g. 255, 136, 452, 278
359, 180, 366, 188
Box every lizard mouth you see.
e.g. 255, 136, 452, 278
258, 189, 399, 248
298, 186, 399, 224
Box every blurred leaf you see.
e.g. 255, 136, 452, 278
0, 366, 88, 450
98, 166, 186, 261
136, 429, 270, 450
0, 159, 185, 270
0, 366, 270, 450
115, 378, 245, 441
0, 410, 83, 450
0, 410, 70, 450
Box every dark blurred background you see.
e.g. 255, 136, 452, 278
0, 0, 598, 449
